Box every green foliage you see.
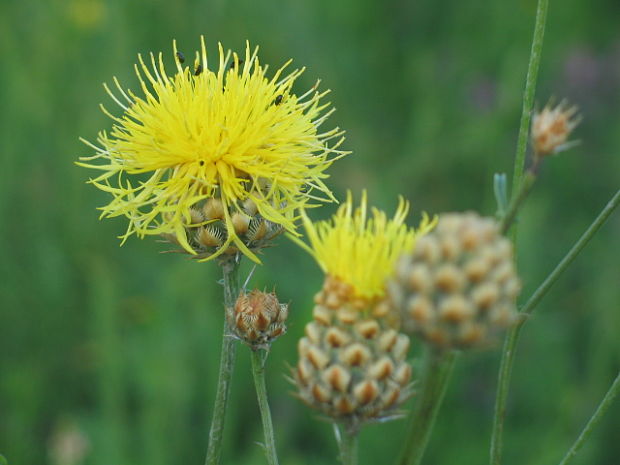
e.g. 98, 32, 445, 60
1, 0, 619, 464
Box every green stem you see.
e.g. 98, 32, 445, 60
500, 170, 537, 234
522, 188, 620, 316
490, 322, 522, 465
336, 424, 359, 465
205, 259, 241, 465
398, 349, 457, 465
491, 0, 548, 462
558, 370, 620, 465
490, 188, 620, 465
250, 349, 280, 465
510, 0, 548, 209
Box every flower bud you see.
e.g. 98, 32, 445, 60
228, 290, 288, 349
388, 212, 520, 350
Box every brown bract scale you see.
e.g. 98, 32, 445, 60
161, 196, 284, 264
294, 275, 412, 428
388, 212, 521, 350
227, 289, 288, 350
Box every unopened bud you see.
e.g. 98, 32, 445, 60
228, 290, 288, 349
389, 212, 520, 350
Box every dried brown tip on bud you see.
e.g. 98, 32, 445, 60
228, 289, 288, 349
197, 226, 224, 248
531, 99, 581, 157
203, 198, 225, 220
189, 208, 204, 225
389, 212, 521, 350
243, 198, 259, 216
231, 211, 251, 235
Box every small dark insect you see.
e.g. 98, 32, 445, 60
274, 95, 283, 105
194, 64, 203, 76
229, 59, 244, 70
176, 51, 185, 64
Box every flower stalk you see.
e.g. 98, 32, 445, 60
336, 424, 359, 465
499, 168, 537, 235
205, 258, 241, 465
558, 370, 620, 465
521, 188, 620, 317
491, 0, 549, 462
510, 0, 549, 208
398, 348, 457, 465
491, 187, 620, 465
250, 349, 280, 465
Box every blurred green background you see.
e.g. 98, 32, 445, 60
1, 0, 619, 464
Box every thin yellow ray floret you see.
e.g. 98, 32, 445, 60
78, 36, 347, 262
298, 191, 436, 301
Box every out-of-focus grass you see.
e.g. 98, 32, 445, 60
1, 0, 619, 464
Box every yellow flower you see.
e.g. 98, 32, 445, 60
297, 191, 436, 303
78, 36, 346, 262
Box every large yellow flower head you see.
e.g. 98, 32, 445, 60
299, 191, 436, 304
79, 36, 346, 262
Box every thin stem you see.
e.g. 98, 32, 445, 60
490, 188, 620, 465
491, 0, 549, 462
521, 188, 620, 316
558, 370, 620, 465
250, 349, 280, 465
336, 424, 359, 465
500, 170, 538, 234
490, 323, 522, 465
205, 259, 241, 465
510, 0, 548, 208
398, 349, 457, 465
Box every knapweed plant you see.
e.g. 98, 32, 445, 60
78, 4, 620, 463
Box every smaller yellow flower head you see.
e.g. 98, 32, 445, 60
79, 36, 346, 262
299, 191, 436, 303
